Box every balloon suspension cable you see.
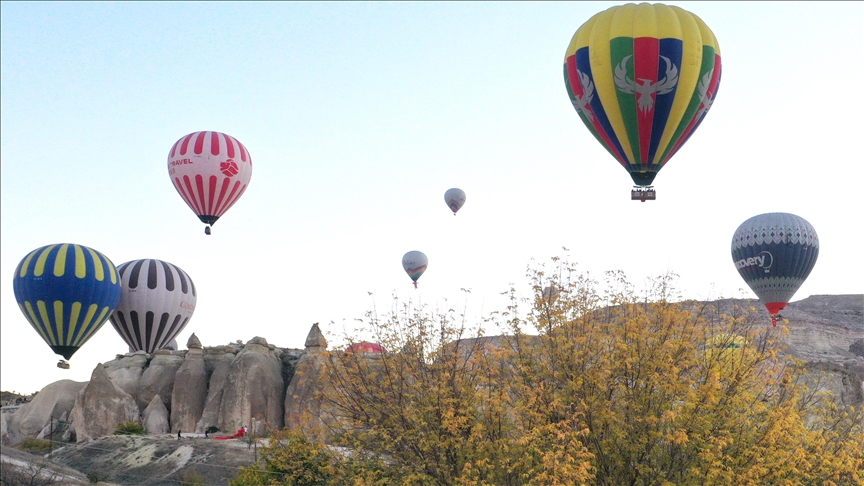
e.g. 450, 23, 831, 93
205, 225, 212, 236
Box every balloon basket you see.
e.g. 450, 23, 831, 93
205, 226, 212, 235
631, 186, 656, 202
57, 360, 70, 370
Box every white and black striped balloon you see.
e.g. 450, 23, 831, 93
110, 259, 197, 354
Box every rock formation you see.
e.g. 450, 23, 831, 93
1, 296, 860, 447
216, 336, 284, 433
196, 351, 235, 433
9, 380, 85, 440
170, 333, 207, 433
137, 351, 184, 413
0, 412, 7, 445
284, 324, 333, 436
143, 394, 170, 434
103, 352, 149, 400
69, 364, 140, 441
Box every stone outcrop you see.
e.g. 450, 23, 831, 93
305, 323, 327, 350
137, 352, 184, 413
187, 333, 202, 349
1, 411, 9, 445
284, 350, 328, 433
36, 411, 67, 440
285, 324, 335, 437
196, 351, 235, 433
69, 365, 140, 441
143, 394, 170, 434
10, 380, 85, 440
216, 336, 284, 433
103, 353, 148, 400
170, 336, 207, 433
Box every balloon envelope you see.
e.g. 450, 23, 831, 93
402, 251, 428, 287
564, 3, 721, 186
167, 131, 253, 228
12, 244, 122, 360
731, 212, 819, 320
705, 333, 747, 365
346, 342, 387, 353
444, 188, 466, 215
110, 259, 197, 354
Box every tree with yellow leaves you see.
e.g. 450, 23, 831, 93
504, 258, 863, 485
236, 256, 863, 485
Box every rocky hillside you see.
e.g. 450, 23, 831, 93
1, 435, 258, 485
1, 295, 861, 485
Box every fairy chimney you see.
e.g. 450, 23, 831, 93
304, 323, 327, 352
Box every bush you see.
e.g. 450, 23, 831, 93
17, 437, 52, 452
114, 421, 145, 436
316, 258, 864, 485
177, 469, 206, 486
86, 471, 105, 483
231, 431, 334, 486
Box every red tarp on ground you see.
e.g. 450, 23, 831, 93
213, 428, 246, 440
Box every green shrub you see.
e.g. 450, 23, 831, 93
114, 421, 145, 435
17, 437, 52, 452
177, 469, 206, 486
86, 471, 105, 483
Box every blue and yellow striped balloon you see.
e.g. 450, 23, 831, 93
12, 244, 122, 360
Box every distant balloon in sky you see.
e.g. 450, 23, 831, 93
12, 244, 122, 362
167, 131, 253, 235
402, 251, 428, 289
444, 188, 466, 215
564, 3, 721, 200
110, 259, 197, 354
731, 213, 819, 327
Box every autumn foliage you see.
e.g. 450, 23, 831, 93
237, 258, 863, 485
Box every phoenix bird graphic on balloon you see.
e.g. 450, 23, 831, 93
564, 3, 722, 201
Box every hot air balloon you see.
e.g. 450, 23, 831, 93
704, 333, 749, 374
12, 244, 122, 366
402, 251, 428, 288
731, 213, 819, 327
705, 333, 745, 361
346, 342, 387, 354
167, 131, 253, 235
564, 3, 721, 201
110, 259, 197, 354
444, 188, 466, 215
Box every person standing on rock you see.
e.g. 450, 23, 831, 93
177, 429, 181, 440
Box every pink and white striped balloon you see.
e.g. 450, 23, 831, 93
167, 131, 252, 233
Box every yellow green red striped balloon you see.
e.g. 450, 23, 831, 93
12, 243, 122, 360
564, 3, 721, 186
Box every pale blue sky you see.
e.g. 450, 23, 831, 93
2, 2, 862, 393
